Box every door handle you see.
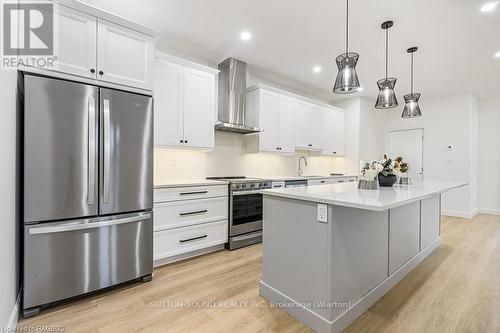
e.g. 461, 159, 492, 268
29, 213, 151, 235
179, 210, 208, 216
87, 96, 96, 205
103, 98, 111, 203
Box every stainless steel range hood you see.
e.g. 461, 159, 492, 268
216, 58, 262, 134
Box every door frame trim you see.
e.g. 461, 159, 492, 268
386, 128, 424, 180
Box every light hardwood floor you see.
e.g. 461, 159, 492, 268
19, 214, 500, 333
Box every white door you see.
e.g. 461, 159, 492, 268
97, 20, 153, 90
182, 67, 215, 149
388, 129, 424, 180
277, 95, 295, 153
52, 6, 97, 78
258, 90, 279, 152
332, 111, 346, 156
154, 59, 184, 147
295, 101, 314, 149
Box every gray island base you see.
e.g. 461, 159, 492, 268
259, 181, 466, 333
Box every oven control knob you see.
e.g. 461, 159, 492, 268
250, 183, 255, 188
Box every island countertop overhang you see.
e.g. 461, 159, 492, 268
261, 180, 468, 211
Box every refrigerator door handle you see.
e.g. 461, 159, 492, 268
29, 213, 152, 235
87, 96, 96, 205
103, 98, 111, 203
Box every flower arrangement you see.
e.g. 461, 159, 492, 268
360, 154, 406, 187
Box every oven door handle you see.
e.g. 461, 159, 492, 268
232, 190, 264, 196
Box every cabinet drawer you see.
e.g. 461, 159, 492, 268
154, 220, 228, 260
334, 177, 357, 183
307, 179, 329, 186
154, 197, 228, 231
154, 185, 228, 203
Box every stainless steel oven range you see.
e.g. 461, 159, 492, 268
206, 177, 271, 250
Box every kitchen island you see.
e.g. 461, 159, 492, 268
260, 181, 466, 333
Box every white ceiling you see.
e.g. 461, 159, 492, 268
82, 0, 500, 102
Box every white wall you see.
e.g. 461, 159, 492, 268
358, 97, 388, 163
384, 93, 479, 218
0, 70, 20, 328
477, 98, 500, 215
155, 131, 343, 183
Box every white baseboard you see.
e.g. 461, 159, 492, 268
260, 238, 441, 333
441, 210, 477, 219
477, 208, 500, 216
7, 290, 21, 331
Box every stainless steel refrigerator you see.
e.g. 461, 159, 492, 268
22, 74, 153, 318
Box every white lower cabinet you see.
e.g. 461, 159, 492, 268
154, 220, 227, 261
153, 184, 228, 265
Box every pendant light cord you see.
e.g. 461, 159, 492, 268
385, 28, 388, 80
345, 0, 349, 55
410, 52, 414, 94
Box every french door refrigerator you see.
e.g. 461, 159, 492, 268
22, 74, 153, 318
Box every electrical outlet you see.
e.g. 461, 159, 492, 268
317, 204, 328, 223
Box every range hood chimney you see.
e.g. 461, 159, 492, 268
216, 58, 262, 134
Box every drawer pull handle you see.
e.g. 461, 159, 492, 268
338, 180, 344, 183
179, 235, 207, 243
179, 191, 208, 196
179, 210, 208, 216
320, 180, 326, 183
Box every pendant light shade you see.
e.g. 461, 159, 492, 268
334, 52, 360, 93
375, 21, 398, 109
402, 47, 422, 118
333, 0, 361, 94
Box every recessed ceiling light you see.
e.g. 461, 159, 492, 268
495, 50, 500, 58
481, 2, 498, 12
240, 31, 252, 41
312, 66, 322, 73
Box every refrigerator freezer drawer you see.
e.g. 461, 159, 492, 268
23, 212, 153, 310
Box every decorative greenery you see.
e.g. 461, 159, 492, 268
379, 157, 395, 177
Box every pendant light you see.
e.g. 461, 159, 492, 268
375, 21, 398, 109
401, 47, 422, 118
333, 0, 360, 94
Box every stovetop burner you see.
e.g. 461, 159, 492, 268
207, 176, 272, 191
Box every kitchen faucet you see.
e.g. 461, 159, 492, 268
298, 156, 308, 176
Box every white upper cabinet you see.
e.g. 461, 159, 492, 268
321, 109, 346, 156
18, 2, 159, 91
154, 55, 217, 149
277, 96, 296, 153
53, 6, 96, 79
182, 68, 215, 148
246, 88, 295, 154
296, 101, 322, 150
257, 90, 279, 152
332, 111, 346, 156
154, 60, 184, 146
97, 20, 154, 90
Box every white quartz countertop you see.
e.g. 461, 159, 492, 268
255, 175, 358, 182
154, 179, 228, 189
262, 180, 467, 211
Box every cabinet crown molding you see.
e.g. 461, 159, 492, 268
53, 0, 163, 39
155, 52, 220, 75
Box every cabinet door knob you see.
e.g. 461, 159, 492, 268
332, 151, 337, 154
99, 71, 104, 75
90, 69, 95, 73
185, 140, 188, 143
180, 139, 184, 143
